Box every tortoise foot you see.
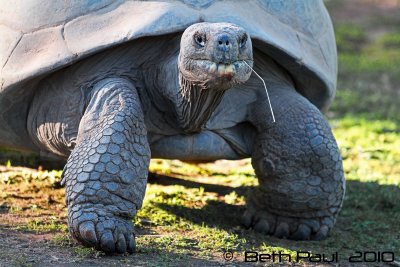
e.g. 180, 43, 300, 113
69, 205, 135, 254
242, 195, 334, 241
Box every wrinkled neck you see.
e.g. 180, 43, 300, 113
144, 48, 226, 134
176, 73, 225, 133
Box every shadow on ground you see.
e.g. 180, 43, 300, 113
148, 173, 400, 261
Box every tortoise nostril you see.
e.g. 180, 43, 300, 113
217, 34, 232, 52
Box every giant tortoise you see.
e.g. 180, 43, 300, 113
0, 0, 344, 253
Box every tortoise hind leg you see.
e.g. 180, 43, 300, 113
62, 78, 150, 253
244, 86, 345, 240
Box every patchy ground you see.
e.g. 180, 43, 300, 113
1, 152, 400, 266
1, 0, 400, 266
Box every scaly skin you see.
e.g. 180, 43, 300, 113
62, 78, 150, 253
27, 22, 343, 251
243, 85, 345, 240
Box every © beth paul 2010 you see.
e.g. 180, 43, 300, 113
244, 251, 396, 263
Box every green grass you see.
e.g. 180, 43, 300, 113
331, 22, 400, 123
123, 22, 400, 264
16, 217, 68, 233
0, 9, 399, 266
128, 134, 399, 263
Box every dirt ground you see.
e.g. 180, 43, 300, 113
0, 229, 216, 267
0, 164, 236, 267
1, 1, 400, 266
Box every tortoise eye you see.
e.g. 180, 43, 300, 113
240, 35, 247, 48
194, 34, 206, 47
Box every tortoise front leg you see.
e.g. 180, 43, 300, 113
62, 78, 150, 253
244, 86, 345, 240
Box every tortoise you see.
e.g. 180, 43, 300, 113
0, 0, 344, 253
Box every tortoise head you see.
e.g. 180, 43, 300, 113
178, 22, 253, 91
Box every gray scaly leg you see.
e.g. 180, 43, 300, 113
244, 86, 345, 240
62, 78, 150, 253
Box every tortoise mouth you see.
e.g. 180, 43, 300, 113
179, 58, 253, 88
